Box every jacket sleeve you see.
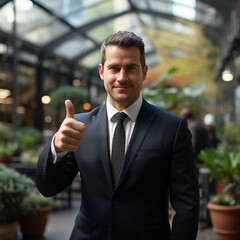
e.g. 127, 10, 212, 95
170, 118, 200, 240
36, 141, 79, 197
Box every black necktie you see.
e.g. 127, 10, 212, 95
111, 112, 127, 187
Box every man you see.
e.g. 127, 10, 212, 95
179, 108, 208, 165
36, 31, 199, 240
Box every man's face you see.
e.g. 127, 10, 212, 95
98, 45, 148, 110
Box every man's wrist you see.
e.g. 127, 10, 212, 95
51, 134, 67, 163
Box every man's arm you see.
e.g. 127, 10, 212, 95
36, 100, 85, 197
170, 118, 200, 240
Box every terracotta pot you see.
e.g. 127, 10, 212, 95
207, 203, 240, 240
0, 155, 12, 164
19, 205, 52, 239
0, 221, 18, 240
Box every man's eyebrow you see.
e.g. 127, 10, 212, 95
106, 63, 138, 68
107, 64, 119, 68
127, 63, 138, 67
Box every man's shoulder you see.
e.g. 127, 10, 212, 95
74, 104, 106, 121
142, 100, 182, 122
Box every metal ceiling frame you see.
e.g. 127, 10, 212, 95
197, 0, 234, 20
0, 0, 236, 68
38, 0, 227, 57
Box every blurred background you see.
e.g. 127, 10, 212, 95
0, 1, 240, 239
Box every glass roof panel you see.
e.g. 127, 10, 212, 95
83, 12, 159, 68
36, 0, 110, 17
154, 17, 195, 35
80, 50, 100, 68
36, 0, 125, 28
0, 1, 71, 46
113, 13, 142, 32
87, 22, 114, 44
172, 0, 196, 21
22, 21, 70, 46
66, 1, 115, 27
137, 13, 155, 27
0, 2, 15, 33
35, 0, 84, 15
130, 0, 222, 27
54, 35, 95, 59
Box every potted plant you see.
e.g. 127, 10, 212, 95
0, 163, 34, 240
0, 124, 18, 163
15, 127, 43, 165
0, 141, 18, 163
19, 191, 53, 239
16, 127, 43, 151
198, 145, 240, 240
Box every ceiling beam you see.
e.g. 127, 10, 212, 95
0, 0, 10, 8
196, 0, 234, 20
41, 9, 131, 56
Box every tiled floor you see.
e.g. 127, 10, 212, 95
17, 199, 216, 240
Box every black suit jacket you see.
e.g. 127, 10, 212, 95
36, 99, 199, 240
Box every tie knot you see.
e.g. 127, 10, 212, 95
115, 112, 127, 123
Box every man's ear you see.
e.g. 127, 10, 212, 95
143, 65, 148, 81
98, 64, 104, 80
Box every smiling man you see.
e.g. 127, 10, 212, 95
36, 31, 200, 240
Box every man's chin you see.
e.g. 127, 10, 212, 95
115, 98, 128, 103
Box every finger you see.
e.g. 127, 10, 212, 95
65, 99, 74, 118
72, 121, 85, 132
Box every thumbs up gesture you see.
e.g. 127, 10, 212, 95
54, 100, 85, 152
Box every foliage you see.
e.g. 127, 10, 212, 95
0, 141, 18, 158
16, 127, 43, 150
0, 123, 15, 143
20, 191, 53, 216
198, 145, 240, 206
20, 146, 43, 164
142, 66, 207, 113
0, 123, 18, 159
50, 85, 87, 111
210, 191, 240, 206
145, 20, 217, 88
0, 164, 34, 223
221, 121, 240, 146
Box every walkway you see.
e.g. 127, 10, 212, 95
18, 198, 216, 239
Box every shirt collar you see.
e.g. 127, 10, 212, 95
107, 96, 143, 122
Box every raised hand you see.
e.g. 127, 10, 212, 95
54, 99, 85, 152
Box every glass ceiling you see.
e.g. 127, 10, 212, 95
0, 0, 234, 81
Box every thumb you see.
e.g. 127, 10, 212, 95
65, 99, 74, 118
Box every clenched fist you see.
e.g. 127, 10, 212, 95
54, 99, 85, 152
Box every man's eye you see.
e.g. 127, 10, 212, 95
128, 66, 137, 71
109, 66, 119, 71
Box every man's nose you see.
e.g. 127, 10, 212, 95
117, 69, 128, 81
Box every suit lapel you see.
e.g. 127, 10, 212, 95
93, 105, 114, 189
118, 100, 156, 187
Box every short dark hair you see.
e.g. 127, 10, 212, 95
100, 31, 146, 67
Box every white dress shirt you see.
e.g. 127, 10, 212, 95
107, 96, 142, 157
